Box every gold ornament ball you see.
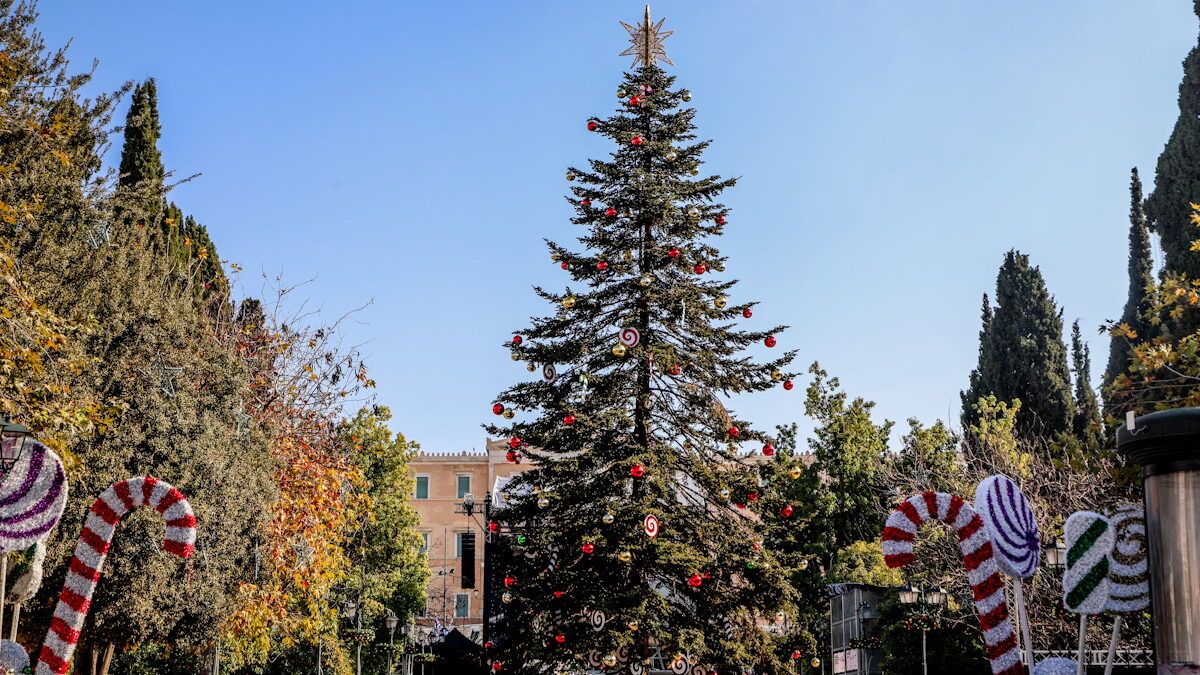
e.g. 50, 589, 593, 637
771, 371, 783, 381
798, 558, 809, 570
602, 513, 615, 525
566, 172, 576, 181
526, 364, 536, 372
532, 485, 543, 494
627, 621, 639, 632
501, 492, 511, 502
502, 592, 513, 604
622, 250, 635, 262
811, 659, 821, 669
617, 550, 633, 562
690, 167, 700, 176
503, 409, 515, 419
603, 655, 617, 668
617, 88, 627, 98
562, 296, 576, 308
775, 611, 786, 622
612, 344, 628, 357
681, 90, 692, 102
718, 488, 730, 498
665, 150, 677, 161
550, 253, 560, 261
788, 467, 803, 480
687, 207, 700, 218
714, 297, 727, 309
639, 275, 653, 287
537, 497, 550, 508
510, 352, 520, 361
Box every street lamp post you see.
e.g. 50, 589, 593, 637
386, 612, 399, 674
0, 416, 30, 641
898, 584, 945, 675
343, 598, 362, 675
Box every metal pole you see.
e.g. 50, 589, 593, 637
388, 624, 396, 674
355, 601, 362, 675
922, 628, 927, 675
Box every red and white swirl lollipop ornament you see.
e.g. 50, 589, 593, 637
644, 514, 659, 538
882, 492, 1023, 675
619, 327, 640, 348
975, 475, 1040, 669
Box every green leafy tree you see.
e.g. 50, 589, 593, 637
486, 55, 798, 674
1145, 3, 1200, 332
1105, 168, 1156, 390
1070, 320, 1103, 449
338, 406, 428, 644
961, 251, 1074, 442
893, 418, 964, 494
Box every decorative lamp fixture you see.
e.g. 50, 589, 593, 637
385, 612, 399, 631
897, 583, 921, 605
1044, 537, 1067, 571
924, 585, 946, 606
0, 416, 31, 473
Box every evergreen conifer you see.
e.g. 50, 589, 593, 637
1105, 168, 1155, 389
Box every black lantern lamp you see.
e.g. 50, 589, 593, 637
0, 416, 31, 473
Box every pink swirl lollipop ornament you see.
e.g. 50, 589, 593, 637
975, 475, 1040, 669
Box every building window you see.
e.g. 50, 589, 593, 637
415, 475, 429, 499
418, 533, 429, 556
455, 593, 470, 618
455, 532, 464, 558
456, 475, 471, 499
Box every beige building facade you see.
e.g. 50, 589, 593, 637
408, 439, 531, 643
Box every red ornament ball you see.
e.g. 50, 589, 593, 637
688, 574, 703, 587
561, 261, 569, 270
485, 642, 495, 649
743, 308, 753, 318
715, 215, 727, 225
728, 426, 740, 437
587, 120, 599, 131
509, 437, 522, 448
630, 464, 646, 477
791, 652, 802, 660
694, 264, 707, 275
668, 366, 681, 376
596, 261, 608, 271
505, 450, 518, 463
668, 248, 680, 258
582, 543, 595, 554
736, 503, 746, 509
555, 635, 566, 643
512, 335, 523, 345
564, 414, 576, 425
504, 576, 516, 587
605, 207, 618, 217
629, 96, 642, 105
762, 444, 775, 456
489, 521, 500, 533
492, 403, 504, 415
764, 336, 777, 348
747, 492, 758, 501
781, 505, 795, 518
581, 199, 591, 206
553, 590, 565, 598
492, 663, 502, 671
783, 380, 794, 390
631, 136, 644, 146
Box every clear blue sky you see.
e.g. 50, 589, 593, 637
35, 1, 1196, 452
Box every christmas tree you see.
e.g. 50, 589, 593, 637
485, 8, 799, 674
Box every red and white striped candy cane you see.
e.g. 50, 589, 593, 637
36, 477, 197, 675
881, 492, 1024, 675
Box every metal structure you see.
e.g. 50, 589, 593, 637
827, 583, 886, 675
1118, 408, 1200, 672
619, 5, 674, 68
897, 585, 944, 675
1033, 649, 1154, 667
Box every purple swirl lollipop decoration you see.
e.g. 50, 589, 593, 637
0, 441, 67, 551
974, 474, 1040, 578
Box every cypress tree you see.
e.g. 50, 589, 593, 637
1071, 320, 1104, 448
961, 251, 1074, 441
117, 79, 164, 220
1105, 168, 1155, 390
1145, 2, 1200, 324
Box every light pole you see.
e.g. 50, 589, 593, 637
898, 584, 945, 675
343, 598, 362, 675
386, 612, 399, 674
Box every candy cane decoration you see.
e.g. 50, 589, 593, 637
882, 492, 1023, 675
36, 477, 197, 675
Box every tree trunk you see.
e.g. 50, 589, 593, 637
89, 645, 98, 675
97, 643, 114, 675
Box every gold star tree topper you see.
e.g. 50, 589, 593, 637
620, 5, 674, 68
